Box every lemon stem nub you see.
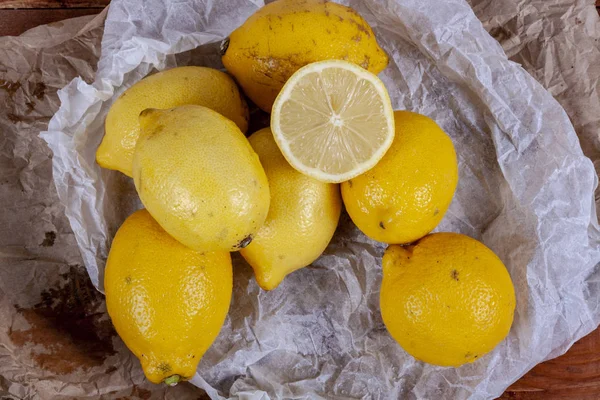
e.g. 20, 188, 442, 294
164, 375, 181, 386
237, 235, 253, 249
220, 38, 230, 55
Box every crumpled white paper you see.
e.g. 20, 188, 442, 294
41, 0, 600, 398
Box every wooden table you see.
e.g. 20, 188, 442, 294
1, 1, 599, 399
0, 1, 107, 36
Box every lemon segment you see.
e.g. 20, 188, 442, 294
271, 60, 395, 183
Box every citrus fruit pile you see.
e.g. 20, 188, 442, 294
96, 0, 516, 386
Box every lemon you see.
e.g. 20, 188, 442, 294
341, 111, 458, 244
271, 60, 395, 183
222, 0, 389, 112
97, 66, 249, 177
104, 209, 232, 384
241, 128, 342, 290
381, 233, 516, 367
132, 105, 270, 252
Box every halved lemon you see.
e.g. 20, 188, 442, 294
271, 60, 395, 183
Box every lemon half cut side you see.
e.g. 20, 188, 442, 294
271, 60, 395, 183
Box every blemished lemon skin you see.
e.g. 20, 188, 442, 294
221, 0, 389, 112
104, 209, 233, 384
380, 233, 516, 367
241, 128, 342, 290
97, 66, 249, 177
132, 105, 270, 252
341, 111, 458, 244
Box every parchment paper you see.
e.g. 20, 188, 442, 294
0, 10, 207, 400
2, 0, 600, 398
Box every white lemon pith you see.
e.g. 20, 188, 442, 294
271, 60, 395, 183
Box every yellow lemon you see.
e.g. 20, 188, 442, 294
221, 0, 388, 112
104, 209, 232, 384
133, 105, 270, 252
341, 111, 458, 244
380, 233, 516, 367
97, 66, 249, 177
241, 128, 341, 290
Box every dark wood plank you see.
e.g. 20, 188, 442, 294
0, 0, 108, 8
505, 2, 600, 394
0, 8, 103, 36
501, 328, 600, 399
2, 3, 600, 399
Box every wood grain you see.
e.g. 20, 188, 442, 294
0, 0, 108, 8
0, 8, 102, 36
500, 328, 600, 399
1, 2, 600, 399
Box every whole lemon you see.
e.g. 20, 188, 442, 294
341, 111, 458, 244
380, 233, 516, 367
104, 209, 232, 384
241, 128, 342, 290
221, 0, 389, 112
133, 105, 270, 252
97, 66, 249, 177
